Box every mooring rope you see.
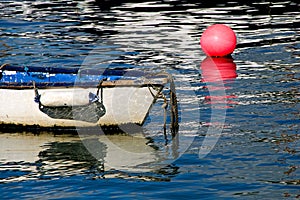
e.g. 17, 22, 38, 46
32, 79, 106, 123
168, 74, 179, 135
148, 72, 179, 140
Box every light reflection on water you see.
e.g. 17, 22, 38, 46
0, 0, 300, 199
0, 131, 180, 183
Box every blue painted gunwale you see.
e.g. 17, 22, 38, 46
0, 64, 152, 88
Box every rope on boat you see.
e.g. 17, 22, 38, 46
147, 72, 179, 141
96, 78, 106, 105
32, 80, 106, 123
168, 75, 179, 136
33, 81, 40, 103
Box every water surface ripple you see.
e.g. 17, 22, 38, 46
0, 0, 300, 199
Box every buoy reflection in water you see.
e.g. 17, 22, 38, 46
200, 56, 238, 107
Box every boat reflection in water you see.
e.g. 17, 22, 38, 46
200, 56, 238, 107
0, 130, 169, 183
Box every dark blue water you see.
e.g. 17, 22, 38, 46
1, 0, 300, 199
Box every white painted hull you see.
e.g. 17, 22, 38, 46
0, 85, 160, 128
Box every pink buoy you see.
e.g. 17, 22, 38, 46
200, 24, 236, 57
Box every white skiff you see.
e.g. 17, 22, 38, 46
0, 64, 177, 129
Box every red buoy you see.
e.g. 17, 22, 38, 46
200, 24, 236, 57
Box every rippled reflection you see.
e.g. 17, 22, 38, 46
0, 131, 180, 183
200, 56, 237, 108
0, 0, 300, 198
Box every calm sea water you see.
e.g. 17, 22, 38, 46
1, 0, 300, 199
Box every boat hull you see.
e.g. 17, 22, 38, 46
0, 86, 160, 128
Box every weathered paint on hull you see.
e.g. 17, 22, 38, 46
0, 86, 159, 128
